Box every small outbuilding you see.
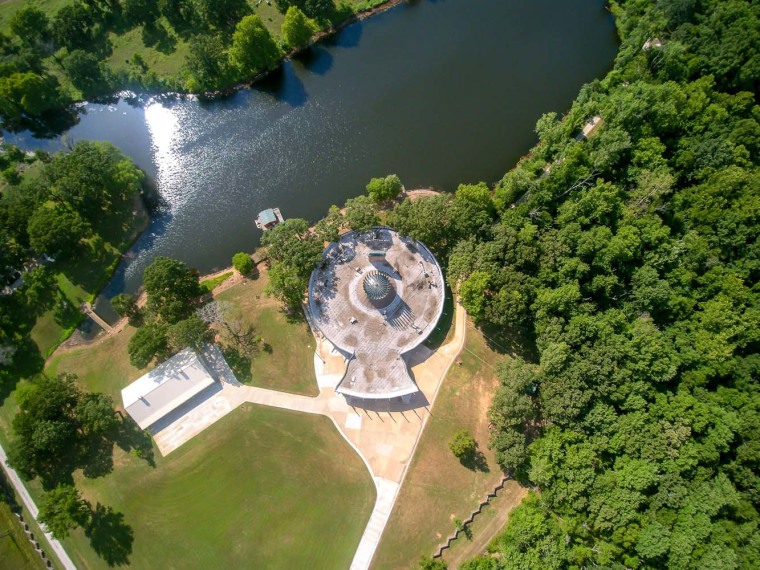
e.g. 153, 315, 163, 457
121, 348, 217, 430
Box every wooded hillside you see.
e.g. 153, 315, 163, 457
447, 0, 759, 567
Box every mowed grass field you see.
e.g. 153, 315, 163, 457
372, 321, 525, 569
216, 269, 319, 396
59, 406, 375, 569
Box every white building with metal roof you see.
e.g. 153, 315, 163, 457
121, 348, 218, 430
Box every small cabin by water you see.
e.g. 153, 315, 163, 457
255, 207, 284, 231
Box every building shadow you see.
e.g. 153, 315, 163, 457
344, 390, 430, 413
147, 381, 224, 435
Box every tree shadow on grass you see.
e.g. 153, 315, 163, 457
114, 415, 156, 468
460, 449, 490, 473
0, 336, 44, 407
221, 345, 252, 384
85, 503, 134, 567
479, 322, 538, 363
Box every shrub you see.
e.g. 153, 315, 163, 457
366, 174, 403, 202
232, 252, 254, 275
449, 429, 477, 459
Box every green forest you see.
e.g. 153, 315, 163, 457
0, 0, 758, 567
432, 0, 758, 568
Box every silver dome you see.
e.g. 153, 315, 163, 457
363, 271, 392, 301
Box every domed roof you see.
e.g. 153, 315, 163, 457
363, 271, 392, 301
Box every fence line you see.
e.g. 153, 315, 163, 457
432, 475, 510, 559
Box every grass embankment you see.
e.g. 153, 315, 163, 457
0, 0, 383, 99
216, 269, 319, 396
0, 472, 46, 570
29, 195, 148, 358
200, 270, 233, 293
57, 406, 373, 569
372, 321, 525, 569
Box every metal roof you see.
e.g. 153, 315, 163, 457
121, 348, 216, 430
258, 209, 278, 225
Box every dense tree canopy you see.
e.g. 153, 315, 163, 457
45, 141, 143, 222
261, 218, 323, 309
6, 373, 117, 486
344, 195, 379, 233
9, 6, 51, 48
127, 322, 169, 369
143, 257, 203, 324
27, 202, 89, 257
452, 1, 760, 568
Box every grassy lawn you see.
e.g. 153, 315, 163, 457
200, 271, 233, 293
59, 405, 375, 569
216, 270, 319, 396
47, 326, 141, 404
45, 268, 317, 410
372, 320, 515, 569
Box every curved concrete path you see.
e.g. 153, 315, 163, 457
150, 300, 468, 570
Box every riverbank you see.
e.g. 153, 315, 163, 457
0, 0, 406, 117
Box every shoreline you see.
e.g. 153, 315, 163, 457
53, 0, 408, 111
54, 186, 440, 355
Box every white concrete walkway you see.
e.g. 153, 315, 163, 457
0, 443, 78, 570
350, 477, 400, 570
149, 300, 468, 570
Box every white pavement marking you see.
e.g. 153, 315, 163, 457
350, 478, 400, 570
0, 443, 78, 570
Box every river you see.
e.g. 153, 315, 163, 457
5, 0, 617, 319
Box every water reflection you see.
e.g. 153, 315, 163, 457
297, 47, 335, 77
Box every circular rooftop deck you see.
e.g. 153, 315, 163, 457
307, 227, 445, 399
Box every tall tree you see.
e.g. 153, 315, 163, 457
127, 322, 169, 368
229, 15, 282, 75
38, 484, 91, 539
366, 174, 403, 203
281, 6, 317, 50
142, 257, 203, 324
9, 6, 51, 49
52, 3, 96, 51
27, 202, 90, 257
45, 141, 143, 221
344, 195, 379, 233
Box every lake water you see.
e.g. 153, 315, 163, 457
6, 0, 617, 318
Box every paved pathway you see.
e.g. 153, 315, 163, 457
149, 300, 468, 570
0, 443, 78, 570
